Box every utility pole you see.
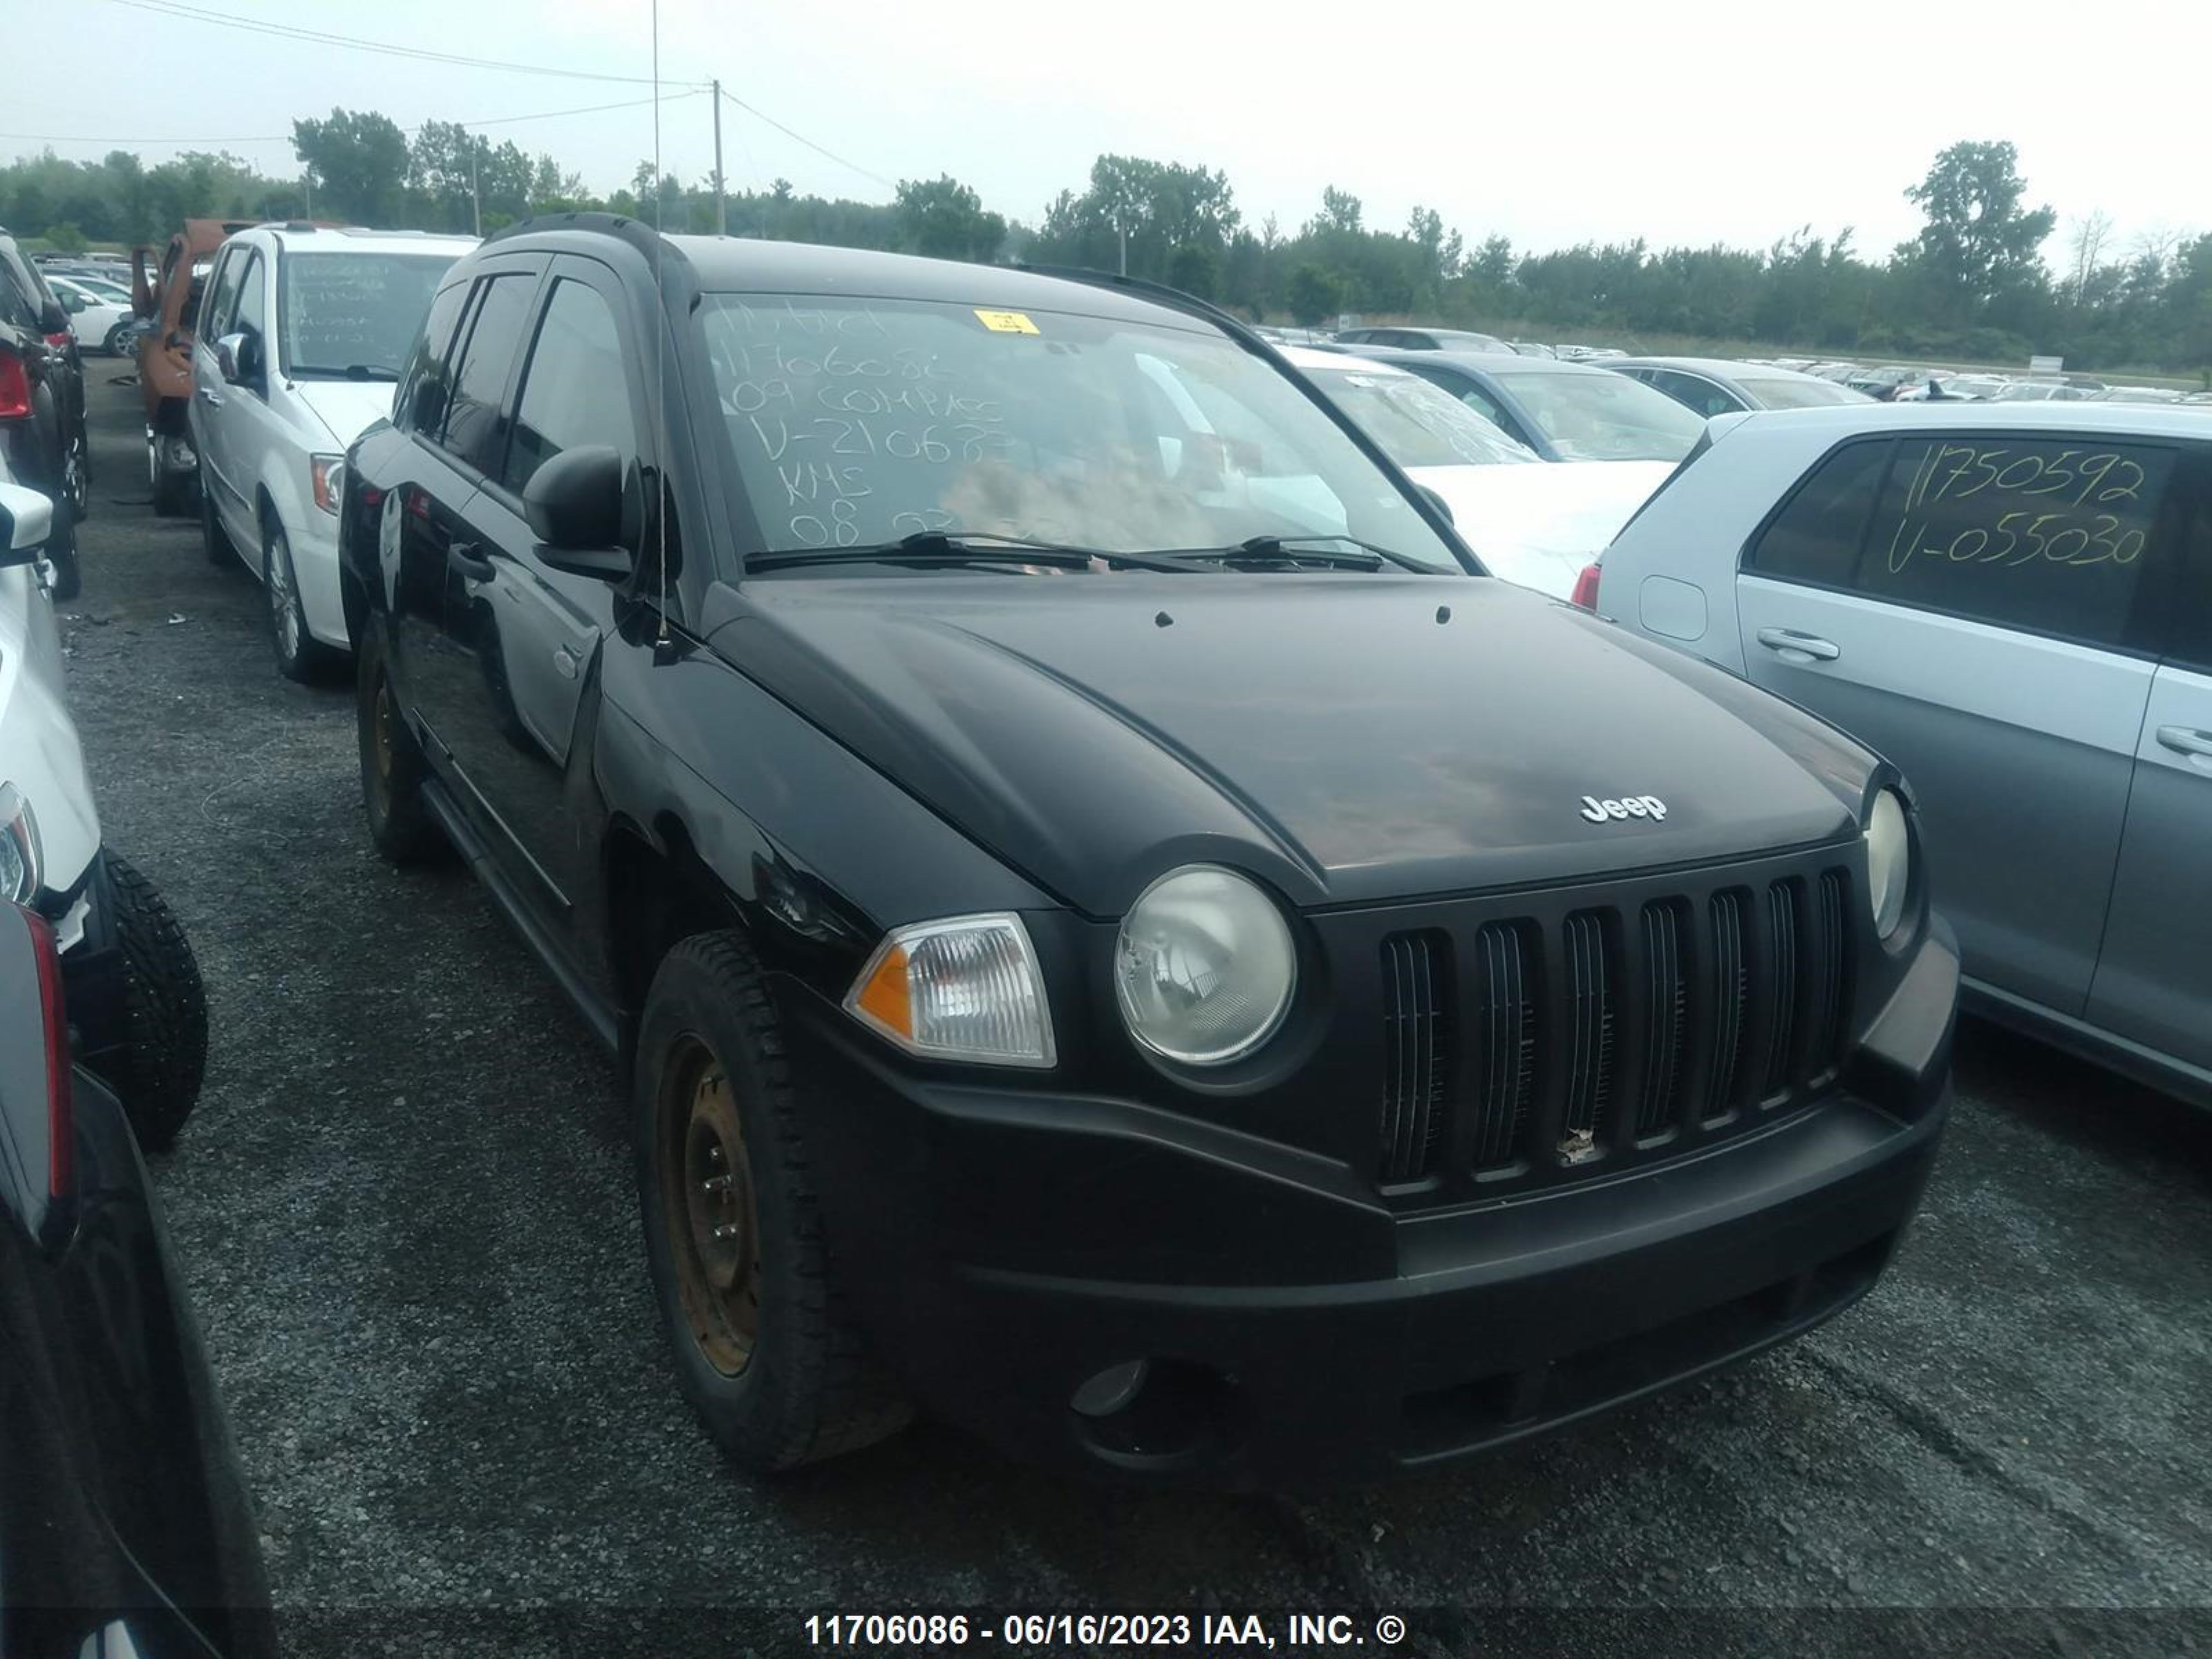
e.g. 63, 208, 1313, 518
303, 168, 312, 218
469, 135, 482, 237
711, 79, 727, 235
1118, 219, 1128, 276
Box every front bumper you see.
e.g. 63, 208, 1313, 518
778, 921, 1957, 1486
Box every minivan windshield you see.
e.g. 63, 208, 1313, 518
700, 294, 1469, 572
281, 251, 461, 379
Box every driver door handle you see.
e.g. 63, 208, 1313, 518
1756, 626, 1841, 662
197, 384, 223, 406
449, 542, 496, 583
2155, 724, 2212, 760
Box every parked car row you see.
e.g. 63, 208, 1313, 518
0, 463, 259, 1653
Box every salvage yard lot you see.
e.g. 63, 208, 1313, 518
57, 366, 2212, 1652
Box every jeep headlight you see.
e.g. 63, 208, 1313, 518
1864, 788, 1911, 940
845, 913, 1054, 1068
1115, 865, 1296, 1065
0, 783, 41, 903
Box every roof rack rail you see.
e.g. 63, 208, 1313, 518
1014, 263, 1270, 349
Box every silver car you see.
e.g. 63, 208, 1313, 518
1593, 404, 2212, 1107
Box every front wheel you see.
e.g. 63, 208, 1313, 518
97, 851, 209, 1152
635, 931, 910, 1472
355, 626, 445, 863
265, 518, 335, 682
104, 321, 137, 359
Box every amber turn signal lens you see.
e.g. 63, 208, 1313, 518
853, 941, 912, 1038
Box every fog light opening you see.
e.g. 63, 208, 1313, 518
1068, 1358, 1239, 1468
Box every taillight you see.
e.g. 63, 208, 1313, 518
0, 351, 29, 420
44, 332, 72, 352
1570, 562, 1602, 611
21, 906, 72, 1199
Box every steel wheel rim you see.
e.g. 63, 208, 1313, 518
269, 534, 300, 660
64, 440, 85, 512
660, 1034, 760, 1378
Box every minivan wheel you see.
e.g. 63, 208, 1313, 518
355, 628, 445, 863
265, 518, 333, 682
98, 850, 209, 1152
635, 931, 911, 1472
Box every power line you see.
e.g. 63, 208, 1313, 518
100, 0, 712, 88
0, 90, 703, 151
718, 86, 896, 191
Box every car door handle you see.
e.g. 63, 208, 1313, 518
2155, 725, 2212, 760
1756, 627, 1841, 662
449, 543, 496, 583
196, 384, 222, 406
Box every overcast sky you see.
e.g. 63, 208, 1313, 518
12, 0, 2202, 263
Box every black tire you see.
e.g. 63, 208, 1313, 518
62, 428, 89, 521
99, 851, 209, 1152
104, 321, 136, 359
45, 509, 81, 603
635, 931, 911, 1472
264, 516, 335, 683
149, 426, 191, 518
200, 478, 232, 566
355, 626, 445, 863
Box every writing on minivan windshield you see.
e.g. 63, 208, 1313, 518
701, 294, 1460, 570
283, 252, 458, 377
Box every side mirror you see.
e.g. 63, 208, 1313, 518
215, 331, 260, 385
59, 290, 84, 315
523, 445, 633, 580
0, 483, 54, 570
1417, 484, 1455, 525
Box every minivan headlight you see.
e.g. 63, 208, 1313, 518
1115, 865, 1296, 1065
0, 783, 41, 903
1864, 788, 1911, 940
845, 913, 1054, 1068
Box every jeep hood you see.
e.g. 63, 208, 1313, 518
702, 574, 1871, 916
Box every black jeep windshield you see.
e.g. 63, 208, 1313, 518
281, 251, 461, 379
700, 294, 1465, 572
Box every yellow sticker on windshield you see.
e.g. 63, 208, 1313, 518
974, 308, 1040, 335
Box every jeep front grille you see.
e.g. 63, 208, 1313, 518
1375, 853, 1856, 1193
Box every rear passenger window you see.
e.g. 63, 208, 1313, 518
1752, 435, 2180, 650
503, 279, 635, 496
438, 272, 534, 476
1747, 439, 1891, 588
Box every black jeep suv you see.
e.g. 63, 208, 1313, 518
339, 217, 1956, 1485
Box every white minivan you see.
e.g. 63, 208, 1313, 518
189, 224, 476, 678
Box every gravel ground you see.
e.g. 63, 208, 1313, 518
54, 367, 2212, 1656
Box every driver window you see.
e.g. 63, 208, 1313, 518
202, 251, 245, 341
232, 255, 267, 346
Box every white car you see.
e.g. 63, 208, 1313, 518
189, 223, 476, 679
0, 468, 207, 1146
45, 273, 138, 358
1284, 346, 1672, 597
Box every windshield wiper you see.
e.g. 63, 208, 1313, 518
292, 364, 401, 382
1146, 534, 1427, 572
747, 531, 1200, 574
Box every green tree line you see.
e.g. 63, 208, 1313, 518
3, 120, 2204, 374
